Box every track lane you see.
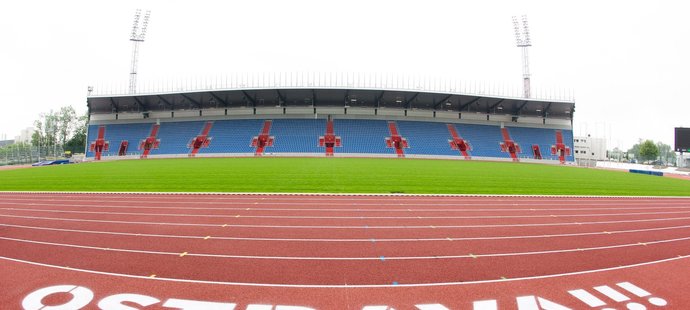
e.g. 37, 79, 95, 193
3, 194, 690, 210
1, 223, 689, 258
2, 213, 690, 240
3, 255, 689, 309
1, 193, 690, 308
2, 208, 688, 228
5, 201, 690, 216
0, 236, 688, 285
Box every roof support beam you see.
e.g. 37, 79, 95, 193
241, 90, 257, 108
156, 95, 173, 109
109, 98, 119, 113
375, 91, 385, 108
459, 97, 481, 111
405, 92, 420, 109
488, 99, 505, 113
180, 93, 202, 109
542, 102, 553, 117
433, 94, 454, 109
515, 101, 529, 115
276, 89, 287, 106
209, 92, 227, 107
132, 96, 148, 111
312, 89, 317, 106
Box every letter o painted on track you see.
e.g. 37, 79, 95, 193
22, 285, 94, 310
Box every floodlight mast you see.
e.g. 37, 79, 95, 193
512, 15, 531, 98
129, 9, 151, 94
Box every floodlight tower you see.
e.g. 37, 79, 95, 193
512, 15, 531, 98
129, 9, 151, 94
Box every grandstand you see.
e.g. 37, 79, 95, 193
86, 87, 575, 163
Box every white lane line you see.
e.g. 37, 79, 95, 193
1, 213, 690, 229
3, 201, 690, 213
0, 235, 689, 260
2, 198, 690, 209
0, 254, 687, 288
2, 191, 689, 199
1, 222, 689, 242
4, 207, 690, 220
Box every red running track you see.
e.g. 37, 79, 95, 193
0, 193, 689, 309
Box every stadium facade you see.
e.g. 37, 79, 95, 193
86, 85, 575, 163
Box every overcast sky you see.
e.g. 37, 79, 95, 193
1, 0, 688, 149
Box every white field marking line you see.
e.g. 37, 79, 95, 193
5, 193, 682, 201
4, 207, 690, 220
0, 255, 687, 289
2, 222, 689, 242
4, 194, 690, 203
1, 213, 690, 229
2, 190, 690, 199
3, 197, 690, 208
1, 235, 689, 260
3, 201, 690, 213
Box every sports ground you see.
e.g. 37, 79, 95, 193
1, 158, 689, 309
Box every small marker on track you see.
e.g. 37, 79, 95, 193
639, 242, 647, 246
149, 274, 156, 278
392, 281, 398, 285
222, 224, 228, 227
469, 253, 478, 259
179, 252, 188, 257
380, 256, 386, 261
604, 231, 611, 234
446, 237, 453, 241
500, 276, 507, 280
430, 225, 436, 229
204, 236, 211, 240
371, 239, 376, 243
235, 215, 240, 218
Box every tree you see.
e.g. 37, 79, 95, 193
627, 139, 643, 160
639, 140, 659, 162
656, 142, 675, 165
65, 112, 88, 154
57, 106, 77, 148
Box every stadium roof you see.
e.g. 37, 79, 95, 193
87, 87, 575, 119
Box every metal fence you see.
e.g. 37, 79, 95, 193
0, 144, 66, 166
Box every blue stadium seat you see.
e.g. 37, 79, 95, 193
86, 119, 574, 162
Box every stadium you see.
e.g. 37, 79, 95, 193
2, 4, 690, 310
85, 82, 575, 163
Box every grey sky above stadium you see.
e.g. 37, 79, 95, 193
1, 0, 688, 149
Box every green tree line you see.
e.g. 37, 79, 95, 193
626, 139, 676, 164
31, 106, 88, 155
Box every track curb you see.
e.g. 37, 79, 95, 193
1, 191, 689, 199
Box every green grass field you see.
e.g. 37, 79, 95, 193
0, 157, 689, 196
0, 158, 690, 196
